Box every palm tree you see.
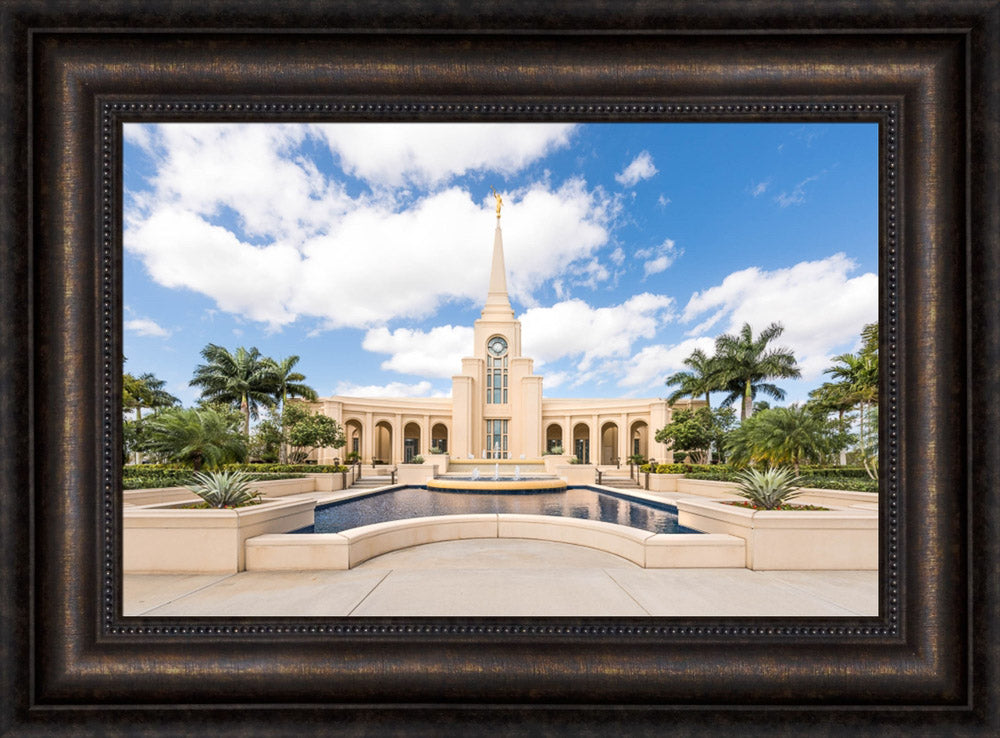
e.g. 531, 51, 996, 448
122, 370, 179, 464
713, 322, 801, 420
808, 381, 856, 465
264, 355, 318, 463
824, 345, 878, 477
189, 344, 277, 437
141, 406, 248, 471
725, 404, 840, 473
138, 372, 180, 415
665, 348, 722, 461
665, 348, 720, 408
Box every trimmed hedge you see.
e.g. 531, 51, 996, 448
797, 466, 872, 479
640, 463, 723, 475
793, 476, 878, 494
123, 462, 346, 490
683, 469, 877, 494
123, 472, 307, 490
224, 463, 348, 474
632, 462, 877, 493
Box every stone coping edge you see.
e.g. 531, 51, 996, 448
427, 478, 567, 491
245, 513, 745, 571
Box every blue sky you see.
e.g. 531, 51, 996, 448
123, 122, 877, 410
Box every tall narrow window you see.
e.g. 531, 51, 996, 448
485, 419, 509, 459
486, 336, 508, 404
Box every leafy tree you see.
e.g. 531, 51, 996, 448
713, 322, 801, 420
654, 406, 735, 465
140, 406, 247, 471
248, 414, 284, 463
725, 404, 847, 474
264, 354, 318, 463
189, 344, 277, 437
284, 404, 346, 463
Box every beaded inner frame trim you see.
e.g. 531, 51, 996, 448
102, 101, 898, 639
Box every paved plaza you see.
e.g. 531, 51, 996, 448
124, 538, 878, 617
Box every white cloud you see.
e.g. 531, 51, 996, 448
750, 179, 770, 197
657, 194, 671, 208
618, 336, 717, 389
568, 258, 611, 290
635, 238, 682, 277
125, 123, 353, 245
362, 325, 474, 378
124, 122, 617, 331
774, 173, 822, 207
614, 151, 658, 187
542, 370, 570, 389
680, 253, 877, 380
124, 318, 170, 337
520, 293, 675, 371
333, 380, 448, 398
609, 247, 626, 266
309, 122, 576, 188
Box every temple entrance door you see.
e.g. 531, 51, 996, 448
404, 437, 418, 462
574, 438, 590, 464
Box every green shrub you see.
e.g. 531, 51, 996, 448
186, 470, 261, 508
796, 466, 871, 479
224, 463, 347, 474
408, 455, 425, 464
124, 473, 195, 490
123, 470, 308, 490
683, 469, 876, 492
544, 446, 565, 456
651, 464, 686, 474
797, 476, 878, 493
429, 447, 445, 454
123, 464, 187, 478
733, 467, 804, 510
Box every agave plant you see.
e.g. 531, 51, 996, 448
187, 470, 261, 509
733, 466, 803, 510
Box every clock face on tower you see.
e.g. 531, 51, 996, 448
488, 337, 508, 357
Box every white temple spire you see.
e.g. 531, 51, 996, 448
482, 194, 515, 319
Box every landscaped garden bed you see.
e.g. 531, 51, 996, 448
639, 463, 877, 494
123, 462, 348, 490
675, 498, 877, 570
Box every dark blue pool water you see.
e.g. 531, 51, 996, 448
295, 486, 700, 535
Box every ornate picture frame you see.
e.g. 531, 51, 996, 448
1, 2, 996, 733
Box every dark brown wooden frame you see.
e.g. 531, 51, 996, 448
2, 1, 997, 734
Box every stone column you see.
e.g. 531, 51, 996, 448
619, 413, 629, 464
393, 412, 403, 464
590, 414, 599, 466
363, 412, 373, 465
420, 416, 431, 456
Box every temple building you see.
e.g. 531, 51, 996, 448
309, 202, 695, 466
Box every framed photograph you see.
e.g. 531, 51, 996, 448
118, 118, 881, 619
2, 1, 997, 734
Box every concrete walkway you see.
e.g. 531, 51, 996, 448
124, 538, 878, 617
